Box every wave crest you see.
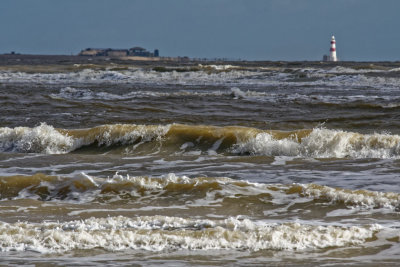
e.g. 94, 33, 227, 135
0, 123, 170, 154
233, 128, 400, 158
2, 124, 400, 159
0, 123, 76, 154
1, 173, 399, 209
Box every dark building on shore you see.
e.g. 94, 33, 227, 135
107, 49, 128, 57
79, 47, 159, 57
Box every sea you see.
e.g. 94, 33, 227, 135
0, 57, 400, 266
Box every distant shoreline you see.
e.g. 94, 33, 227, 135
0, 54, 399, 68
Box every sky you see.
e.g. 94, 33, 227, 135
0, 0, 399, 61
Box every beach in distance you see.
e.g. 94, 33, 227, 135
1, 54, 400, 266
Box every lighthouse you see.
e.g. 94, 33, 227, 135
329, 35, 337, 62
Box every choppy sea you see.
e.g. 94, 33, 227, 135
1, 60, 400, 266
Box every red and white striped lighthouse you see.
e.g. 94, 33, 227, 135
329, 36, 337, 62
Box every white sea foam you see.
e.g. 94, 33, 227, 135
300, 184, 400, 208
325, 66, 386, 74
199, 64, 240, 70
0, 215, 380, 253
50, 87, 130, 100
0, 123, 76, 154
229, 87, 270, 99
0, 69, 258, 85
51, 86, 274, 102
92, 124, 170, 147
389, 67, 400, 72
233, 128, 400, 159
230, 87, 247, 99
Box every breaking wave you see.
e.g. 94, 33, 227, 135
0, 123, 170, 154
46, 87, 400, 112
2, 123, 400, 159
1, 173, 399, 209
50, 87, 269, 101
50, 87, 133, 100
232, 128, 400, 158
1, 66, 399, 89
49, 87, 400, 110
0, 123, 76, 154
0, 215, 379, 253
0, 68, 286, 86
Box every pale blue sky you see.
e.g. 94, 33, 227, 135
0, 0, 399, 61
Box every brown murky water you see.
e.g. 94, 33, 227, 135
1, 58, 400, 266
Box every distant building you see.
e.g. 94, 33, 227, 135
79, 48, 108, 56
128, 47, 159, 57
322, 36, 338, 62
329, 36, 338, 61
79, 46, 159, 57
129, 47, 148, 56
106, 49, 128, 57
